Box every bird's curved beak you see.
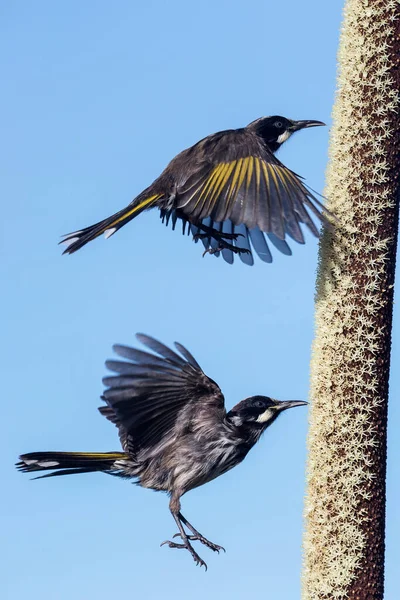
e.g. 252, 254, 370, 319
290, 120, 326, 131
275, 400, 308, 412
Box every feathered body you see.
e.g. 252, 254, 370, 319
17, 334, 306, 568
61, 116, 327, 264
110, 405, 264, 494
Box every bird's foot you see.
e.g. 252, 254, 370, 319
173, 532, 225, 553
202, 242, 251, 257
193, 231, 244, 242
160, 539, 208, 570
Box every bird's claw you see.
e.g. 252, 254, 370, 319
193, 232, 244, 242
202, 247, 219, 257
172, 532, 225, 553
222, 232, 244, 241
161, 539, 208, 570
161, 539, 186, 549
202, 245, 251, 258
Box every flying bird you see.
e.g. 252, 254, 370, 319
17, 334, 307, 569
61, 116, 326, 265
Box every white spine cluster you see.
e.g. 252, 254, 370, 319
302, 1, 399, 598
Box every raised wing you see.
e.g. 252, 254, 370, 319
100, 334, 225, 455
168, 129, 327, 264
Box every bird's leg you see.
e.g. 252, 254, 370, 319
202, 240, 251, 257
191, 222, 251, 257
192, 223, 244, 242
192, 222, 251, 257
161, 495, 208, 570
173, 511, 225, 553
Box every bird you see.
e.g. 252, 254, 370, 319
17, 334, 307, 569
60, 116, 327, 265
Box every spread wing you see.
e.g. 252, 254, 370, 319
100, 334, 225, 455
164, 129, 328, 265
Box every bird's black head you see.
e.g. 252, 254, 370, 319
227, 395, 307, 431
246, 116, 325, 152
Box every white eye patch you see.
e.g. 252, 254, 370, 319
256, 408, 276, 423
277, 130, 292, 144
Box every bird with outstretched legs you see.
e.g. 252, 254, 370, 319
17, 334, 307, 569
60, 116, 327, 265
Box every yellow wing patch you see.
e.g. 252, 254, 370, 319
190, 157, 294, 220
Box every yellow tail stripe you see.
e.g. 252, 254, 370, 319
101, 194, 161, 233
60, 452, 128, 459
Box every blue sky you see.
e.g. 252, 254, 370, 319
1, 2, 399, 598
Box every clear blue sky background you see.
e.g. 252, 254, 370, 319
1, 2, 399, 598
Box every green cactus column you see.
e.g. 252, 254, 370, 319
302, 1, 400, 599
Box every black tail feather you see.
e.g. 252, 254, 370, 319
60, 192, 162, 254
16, 451, 129, 479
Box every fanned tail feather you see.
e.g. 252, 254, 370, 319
16, 451, 129, 479
60, 193, 163, 254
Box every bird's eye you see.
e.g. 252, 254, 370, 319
274, 121, 283, 129
255, 400, 265, 408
